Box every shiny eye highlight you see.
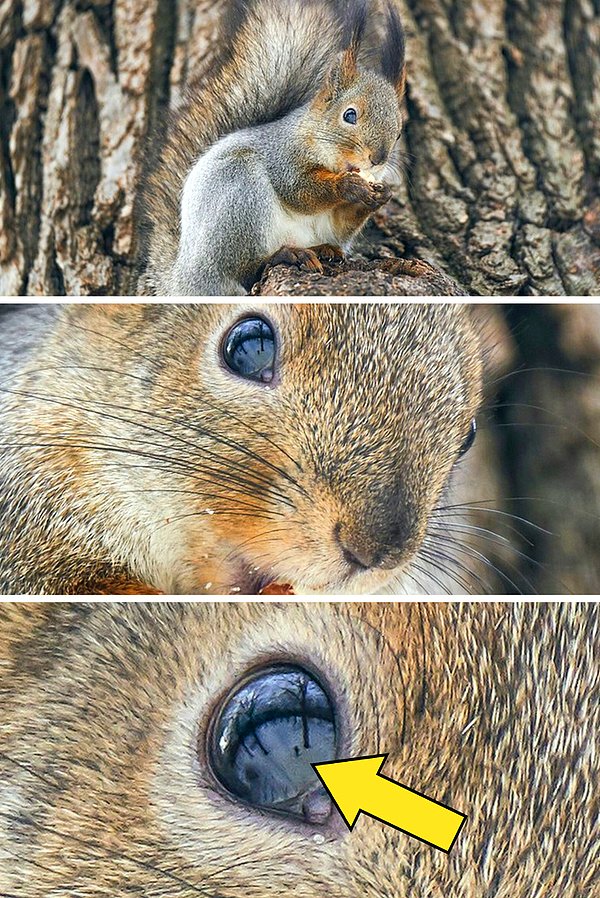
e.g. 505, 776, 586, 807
208, 666, 336, 821
343, 107, 358, 125
459, 418, 477, 457
222, 316, 276, 383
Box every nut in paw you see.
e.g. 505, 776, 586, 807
340, 173, 392, 209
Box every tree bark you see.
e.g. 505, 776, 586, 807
0, 0, 599, 295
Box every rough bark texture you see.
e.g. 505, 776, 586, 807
0, 0, 599, 295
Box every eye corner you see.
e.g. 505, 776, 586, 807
458, 417, 477, 458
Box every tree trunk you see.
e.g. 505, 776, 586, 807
0, 0, 599, 296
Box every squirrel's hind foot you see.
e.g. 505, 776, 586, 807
310, 243, 346, 265
263, 245, 325, 275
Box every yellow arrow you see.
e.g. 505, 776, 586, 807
313, 754, 466, 852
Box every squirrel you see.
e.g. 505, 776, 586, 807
0, 302, 482, 596
138, 0, 406, 295
0, 601, 596, 894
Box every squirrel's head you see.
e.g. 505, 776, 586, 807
15, 303, 482, 595
308, 1, 405, 181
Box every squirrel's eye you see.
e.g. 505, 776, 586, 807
343, 107, 358, 125
222, 316, 276, 383
208, 666, 336, 822
458, 418, 477, 457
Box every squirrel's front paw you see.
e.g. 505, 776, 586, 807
339, 173, 392, 209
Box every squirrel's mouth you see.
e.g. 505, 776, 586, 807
227, 559, 293, 596
224, 556, 393, 597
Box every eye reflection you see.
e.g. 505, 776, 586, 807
222, 316, 276, 383
208, 666, 336, 820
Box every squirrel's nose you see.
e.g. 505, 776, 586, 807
335, 515, 414, 572
370, 148, 387, 167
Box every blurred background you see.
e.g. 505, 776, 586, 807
0, 0, 599, 295
454, 303, 600, 595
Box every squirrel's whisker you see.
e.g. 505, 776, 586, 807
415, 548, 497, 595
26, 346, 306, 476
0, 809, 212, 897
416, 552, 474, 594
0, 439, 293, 512
1, 384, 300, 507
433, 502, 553, 535
430, 529, 572, 595
424, 534, 527, 593
0, 381, 306, 501
425, 538, 531, 595
488, 400, 600, 450
486, 364, 600, 390
429, 520, 532, 559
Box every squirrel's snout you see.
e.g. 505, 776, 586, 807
369, 147, 388, 167
334, 510, 416, 573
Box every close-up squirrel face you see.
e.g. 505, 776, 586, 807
310, 68, 402, 179
204, 303, 481, 594
0, 303, 482, 595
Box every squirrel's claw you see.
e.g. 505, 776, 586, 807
310, 243, 346, 265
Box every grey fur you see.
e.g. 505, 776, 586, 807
0, 305, 57, 383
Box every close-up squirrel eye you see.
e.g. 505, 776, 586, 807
458, 418, 477, 457
222, 316, 276, 383
343, 107, 358, 125
208, 666, 336, 820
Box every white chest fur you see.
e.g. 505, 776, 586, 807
267, 201, 340, 253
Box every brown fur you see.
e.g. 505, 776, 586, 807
0, 601, 598, 895
0, 303, 482, 595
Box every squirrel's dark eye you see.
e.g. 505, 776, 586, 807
458, 418, 477, 457
222, 316, 276, 383
343, 107, 358, 125
208, 666, 336, 822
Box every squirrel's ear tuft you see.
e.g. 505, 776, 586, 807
342, 0, 369, 57
325, 0, 367, 97
381, 2, 406, 100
